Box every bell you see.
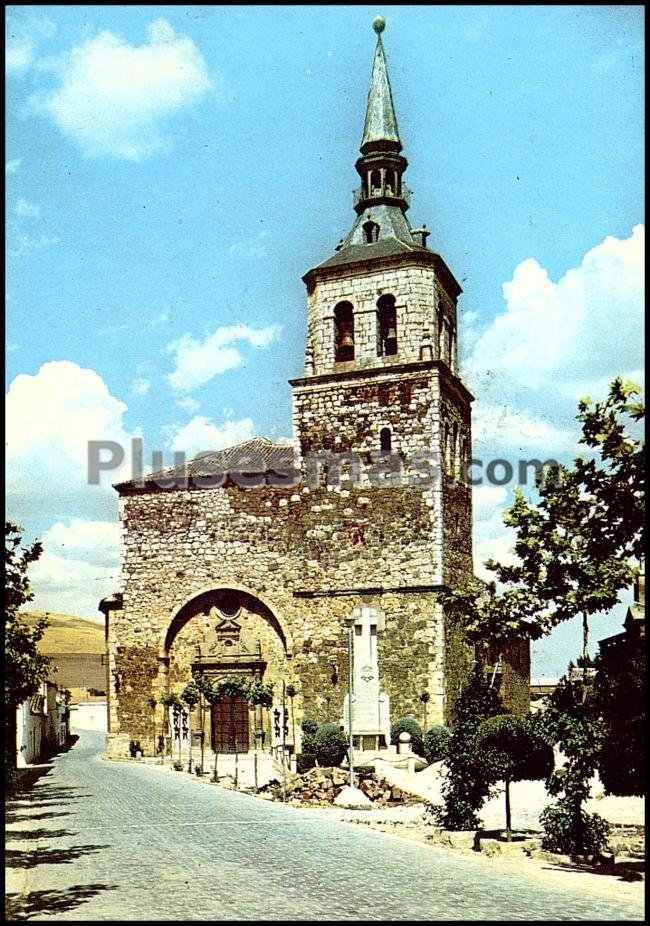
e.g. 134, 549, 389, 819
385, 327, 397, 341
340, 332, 354, 348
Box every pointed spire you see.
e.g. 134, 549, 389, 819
361, 18, 401, 151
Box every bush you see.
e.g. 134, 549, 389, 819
539, 805, 610, 859
390, 716, 425, 757
538, 672, 610, 857
437, 661, 504, 830
312, 722, 348, 768
301, 716, 318, 736
423, 725, 451, 763
354, 764, 375, 777
296, 753, 316, 774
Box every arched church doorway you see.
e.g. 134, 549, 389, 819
160, 587, 292, 757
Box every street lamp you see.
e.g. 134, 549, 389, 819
344, 614, 356, 789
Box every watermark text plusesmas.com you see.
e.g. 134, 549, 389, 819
88, 439, 560, 491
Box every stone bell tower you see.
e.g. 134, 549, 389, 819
290, 17, 473, 594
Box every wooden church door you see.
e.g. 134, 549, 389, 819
211, 695, 250, 753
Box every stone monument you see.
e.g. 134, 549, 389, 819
342, 607, 391, 750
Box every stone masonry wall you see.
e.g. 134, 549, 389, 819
306, 259, 457, 376
108, 480, 453, 750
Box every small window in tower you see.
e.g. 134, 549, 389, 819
370, 169, 382, 194
363, 221, 380, 244
377, 294, 397, 356
380, 427, 392, 454
334, 301, 355, 362
451, 422, 459, 480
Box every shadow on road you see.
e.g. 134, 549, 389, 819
6, 883, 117, 920
6, 843, 111, 870
5, 828, 76, 842
543, 858, 645, 883
5, 810, 71, 825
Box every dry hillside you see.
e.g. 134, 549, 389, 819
19, 611, 105, 654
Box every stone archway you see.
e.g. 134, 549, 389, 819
158, 587, 294, 755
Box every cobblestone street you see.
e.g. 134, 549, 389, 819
5, 731, 644, 921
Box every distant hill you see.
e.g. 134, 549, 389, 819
19, 611, 105, 655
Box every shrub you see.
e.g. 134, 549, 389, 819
301, 717, 318, 735
539, 805, 610, 859
423, 725, 451, 763
354, 764, 375, 777
436, 661, 504, 830
390, 716, 425, 757
296, 753, 316, 774
312, 722, 348, 768
538, 672, 610, 858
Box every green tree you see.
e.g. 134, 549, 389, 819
592, 649, 645, 796
538, 672, 610, 858
5, 522, 50, 774
478, 714, 553, 840
445, 379, 645, 658
436, 661, 504, 830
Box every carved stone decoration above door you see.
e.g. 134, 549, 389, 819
214, 616, 242, 648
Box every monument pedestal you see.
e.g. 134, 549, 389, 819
341, 607, 391, 748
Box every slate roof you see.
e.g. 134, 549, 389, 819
361, 32, 401, 149
315, 237, 429, 271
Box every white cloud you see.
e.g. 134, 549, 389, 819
131, 377, 151, 396
6, 158, 22, 174
472, 401, 575, 457
6, 36, 35, 74
41, 518, 121, 567
169, 416, 255, 457
176, 395, 200, 414
32, 19, 212, 161
6, 15, 55, 76
167, 323, 279, 392
29, 548, 118, 619
9, 232, 60, 257
228, 230, 269, 259
466, 225, 644, 400
15, 197, 41, 218
6, 361, 136, 525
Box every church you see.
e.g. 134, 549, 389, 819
101, 19, 529, 760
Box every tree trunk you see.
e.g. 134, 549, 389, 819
505, 777, 512, 841
582, 613, 589, 664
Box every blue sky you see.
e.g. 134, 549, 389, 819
6, 5, 644, 676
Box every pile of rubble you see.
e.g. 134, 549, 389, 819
263, 766, 417, 806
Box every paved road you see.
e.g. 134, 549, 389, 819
5, 731, 643, 921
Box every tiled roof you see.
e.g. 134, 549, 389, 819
115, 437, 296, 493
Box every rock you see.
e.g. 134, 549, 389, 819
431, 830, 479, 851
480, 842, 502, 857
333, 785, 373, 809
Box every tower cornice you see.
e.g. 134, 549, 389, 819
303, 248, 462, 301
